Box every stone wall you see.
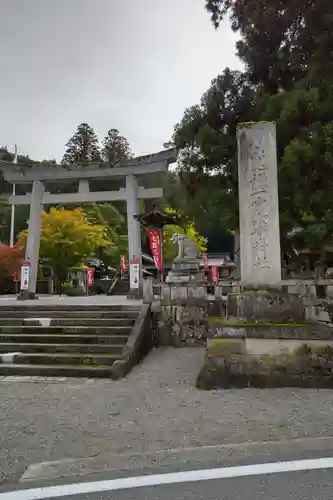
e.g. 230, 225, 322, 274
209, 319, 333, 350
155, 306, 333, 347
154, 303, 207, 347
197, 289, 333, 390
152, 281, 333, 347
197, 339, 333, 389
146, 279, 333, 304
226, 290, 305, 322
152, 281, 333, 389
197, 332, 333, 390
215, 279, 333, 300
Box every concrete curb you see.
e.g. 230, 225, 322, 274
20, 435, 333, 483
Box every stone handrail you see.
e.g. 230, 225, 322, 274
110, 304, 153, 379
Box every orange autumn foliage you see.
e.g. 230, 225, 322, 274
0, 243, 24, 288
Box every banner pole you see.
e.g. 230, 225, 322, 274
160, 227, 164, 283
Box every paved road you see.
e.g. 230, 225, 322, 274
1, 451, 333, 499
72, 469, 333, 500
2, 348, 333, 485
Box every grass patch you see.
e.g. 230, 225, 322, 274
208, 317, 309, 327
228, 289, 285, 295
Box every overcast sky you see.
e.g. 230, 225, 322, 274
0, 0, 242, 162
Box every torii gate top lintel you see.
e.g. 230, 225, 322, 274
0, 148, 178, 184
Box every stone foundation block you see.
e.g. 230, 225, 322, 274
227, 291, 305, 322
197, 342, 333, 390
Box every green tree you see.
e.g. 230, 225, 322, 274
62, 123, 101, 165
0, 147, 13, 162
18, 207, 112, 286
38, 159, 57, 166
102, 129, 133, 165
205, 0, 333, 92
167, 68, 256, 233
84, 202, 128, 267
0, 196, 10, 243
260, 82, 333, 253
0, 148, 21, 243
166, 1, 333, 260
0, 147, 36, 167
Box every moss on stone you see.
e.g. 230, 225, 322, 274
207, 338, 245, 357
228, 289, 285, 296
324, 301, 333, 319
208, 317, 308, 327
197, 343, 333, 390
237, 121, 271, 128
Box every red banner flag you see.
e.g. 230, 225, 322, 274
121, 255, 127, 272
203, 253, 209, 270
87, 267, 94, 287
146, 228, 163, 272
212, 265, 219, 282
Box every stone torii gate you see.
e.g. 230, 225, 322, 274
0, 148, 177, 298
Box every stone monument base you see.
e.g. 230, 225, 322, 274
17, 291, 39, 300
166, 258, 204, 284
226, 289, 305, 323
127, 288, 142, 300
197, 289, 333, 389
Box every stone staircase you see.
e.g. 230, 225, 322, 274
111, 275, 129, 295
0, 304, 146, 378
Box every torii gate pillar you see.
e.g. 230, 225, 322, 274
126, 174, 142, 293
18, 180, 45, 299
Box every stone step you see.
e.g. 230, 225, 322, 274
3, 352, 121, 366
111, 279, 129, 296
0, 318, 135, 327
0, 342, 126, 354
0, 334, 129, 344
0, 309, 139, 319
0, 326, 132, 335
0, 363, 117, 378
0, 304, 140, 311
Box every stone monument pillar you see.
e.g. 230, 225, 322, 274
236, 122, 281, 285
233, 233, 241, 280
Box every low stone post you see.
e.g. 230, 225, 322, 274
143, 277, 154, 304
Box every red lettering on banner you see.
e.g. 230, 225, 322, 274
146, 229, 163, 272
121, 255, 128, 271
203, 253, 209, 270
212, 265, 219, 282
87, 267, 94, 287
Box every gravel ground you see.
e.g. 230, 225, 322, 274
1, 346, 333, 485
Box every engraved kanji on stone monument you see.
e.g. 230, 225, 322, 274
237, 122, 281, 285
